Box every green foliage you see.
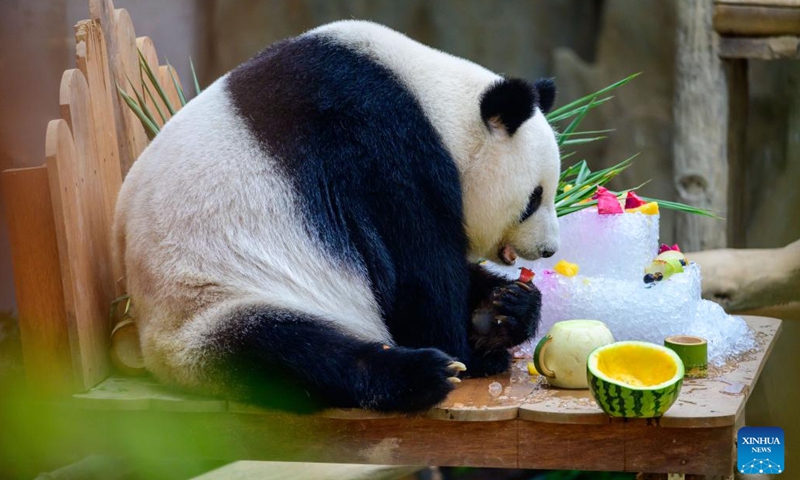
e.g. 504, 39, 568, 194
116, 52, 202, 140
547, 73, 717, 218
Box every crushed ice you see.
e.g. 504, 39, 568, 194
488, 208, 756, 366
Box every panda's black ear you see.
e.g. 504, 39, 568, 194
534, 77, 557, 114
480, 78, 536, 136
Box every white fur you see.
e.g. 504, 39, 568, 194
311, 21, 560, 261
115, 79, 388, 390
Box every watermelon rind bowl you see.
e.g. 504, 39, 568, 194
587, 340, 685, 418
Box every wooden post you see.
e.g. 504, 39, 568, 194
725, 59, 748, 248
1, 166, 74, 396
673, 0, 730, 251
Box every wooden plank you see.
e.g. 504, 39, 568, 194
75, 19, 125, 293
714, 4, 800, 36
88, 0, 141, 176
112, 8, 149, 168
190, 461, 421, 480
518, 421, 625, 472
47, 88, 115, 391
719, 35, 800, 59
1, 166, 74, 396
673, 0, 730, 251
624, 424, 734, 476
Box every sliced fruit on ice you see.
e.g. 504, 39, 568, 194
625, 201, 659, 215
553, 259, 579, 277
656, 249, 688, 266
587, 341, 684, 418
518, 267, 535, 283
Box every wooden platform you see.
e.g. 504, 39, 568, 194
68, 316, 781, 477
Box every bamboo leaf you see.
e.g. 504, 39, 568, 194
141, 75, 167, 124
165, 58, 187, 106
557, 97, 597, 147
557, 129, 616, 137
138, 49, 176, 115
116, 83, 159, 139
126, 75, 160, 129
640, 196, 721, 218
561, 136, 607, 146
190, 57, 202, 95
547, 96, 613, 124
546, 73, 641, 120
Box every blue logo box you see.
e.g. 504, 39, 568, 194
738, 426, 784, 475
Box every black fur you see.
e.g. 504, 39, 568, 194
467, 264, 541, 375
218, 34, 541, 410
480, 78, 537, 135
534, 77, 557, 114
520, 185, 544, 223
207, 306, 460, 413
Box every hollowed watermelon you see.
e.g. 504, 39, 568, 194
587, 341, 684, 418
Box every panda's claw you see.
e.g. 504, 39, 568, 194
447, 361, 467, 373
515, 281, 533, 291
447, 376, 462, 384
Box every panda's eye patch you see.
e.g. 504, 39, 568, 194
519, 186, 543, 223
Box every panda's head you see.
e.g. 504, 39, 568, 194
462, 77, 560, 263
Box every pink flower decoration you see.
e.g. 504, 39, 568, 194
594, 187, 623, 214
624, 191, 647, 209
658, 243, 681, 254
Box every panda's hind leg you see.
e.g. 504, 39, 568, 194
205, 305, 464, 412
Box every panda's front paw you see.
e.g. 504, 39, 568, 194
470, 281, 541, 353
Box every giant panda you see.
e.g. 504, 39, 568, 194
113, 20, 560, 412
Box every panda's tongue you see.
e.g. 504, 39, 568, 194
499, 245, 517, 265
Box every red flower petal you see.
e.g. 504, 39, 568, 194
592, 186, 610, 200
597, 193, 623, 214
624, 191, 647, 209
658, 243, 682, 254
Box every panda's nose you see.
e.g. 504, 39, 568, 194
541, 249, 555, 258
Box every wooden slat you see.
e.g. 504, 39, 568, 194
191, 461, 421, 480
719, 35, 800, 58
75, 19, 125, 293
1, 166, 73, 396
714, 4, 800, 36
47, 86, 115, 391
112, 8, 149, 166
89, 0, 143, 176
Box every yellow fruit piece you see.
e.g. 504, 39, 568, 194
554, 259, 579, 277
563, 184, 574, 192
626, 201, 659, 215
527, 362, 539, 376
